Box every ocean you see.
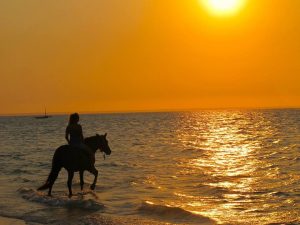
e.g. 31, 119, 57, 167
0, 109, 299, 224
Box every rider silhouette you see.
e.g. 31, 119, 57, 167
65, 113, 93, 161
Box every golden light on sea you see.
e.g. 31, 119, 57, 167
200, 0, 247, 16
172, 111, 294, 224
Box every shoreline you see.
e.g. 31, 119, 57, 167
0, 215, 183, 225
0, 213, 215, 225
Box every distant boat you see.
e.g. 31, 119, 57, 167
35, 108, 51, 119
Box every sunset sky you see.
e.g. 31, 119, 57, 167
1, 0, 300, 115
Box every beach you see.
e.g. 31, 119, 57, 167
0, 216, 27, 225
0, 212, 214, 225
0, 215, 172, 225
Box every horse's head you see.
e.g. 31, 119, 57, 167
96, 133, 111, 155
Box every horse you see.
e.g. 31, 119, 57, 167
37, 133, 111, 197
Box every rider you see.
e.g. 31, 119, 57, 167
65, 113, 94, 162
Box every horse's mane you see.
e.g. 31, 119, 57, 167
84, 135, 98, 151
84, 135, 97, 142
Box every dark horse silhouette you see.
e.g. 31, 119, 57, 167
38, 133, 111, 197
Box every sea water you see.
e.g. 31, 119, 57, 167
0, 110, 299, 224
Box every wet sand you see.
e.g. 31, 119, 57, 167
0, 214, 202, 225
79, 214, 182, 225
0, 216, 27, 225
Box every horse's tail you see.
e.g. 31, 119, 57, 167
37, 150, 62, 191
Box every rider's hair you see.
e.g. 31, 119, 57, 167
69, 113, 79, 125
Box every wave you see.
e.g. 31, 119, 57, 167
294, 157, 300, 161
18, 188, 104, 210
11, 168, 32, 174
269, 191, 291, 197
138, 201, 215, 224
13, 177, 31, 183
98, 162, 134, 170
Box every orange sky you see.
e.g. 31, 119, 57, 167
0, 0, 299, 115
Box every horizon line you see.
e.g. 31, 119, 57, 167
0, 106, 299, 117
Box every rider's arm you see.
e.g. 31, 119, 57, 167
79, 125, 84, 142
65, 126, 70, 144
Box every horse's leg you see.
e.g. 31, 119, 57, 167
67, 170, 74, 198
48, 185, 53, 196
89, 167, 98, 190
79, 170, 84, 191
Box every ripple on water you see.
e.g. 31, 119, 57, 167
18, 188, 104, 211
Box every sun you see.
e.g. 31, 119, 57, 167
200, 0, 247, 16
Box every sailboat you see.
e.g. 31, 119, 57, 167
35, 108, 51, 119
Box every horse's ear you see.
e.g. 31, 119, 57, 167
96, 133, 99, 137
104, 133, 107, 137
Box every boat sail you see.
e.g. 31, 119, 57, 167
35, 108, 51, 119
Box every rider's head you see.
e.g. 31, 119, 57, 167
69, 113, 79, 125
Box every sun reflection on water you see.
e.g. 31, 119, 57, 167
171, 111, 298, 224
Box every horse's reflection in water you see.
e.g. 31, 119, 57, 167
38, 133, 111, 197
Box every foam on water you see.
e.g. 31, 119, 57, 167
18, 188, 104, 210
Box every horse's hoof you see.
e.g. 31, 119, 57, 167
68, 194, 73, 198
90, 184, 95, 190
